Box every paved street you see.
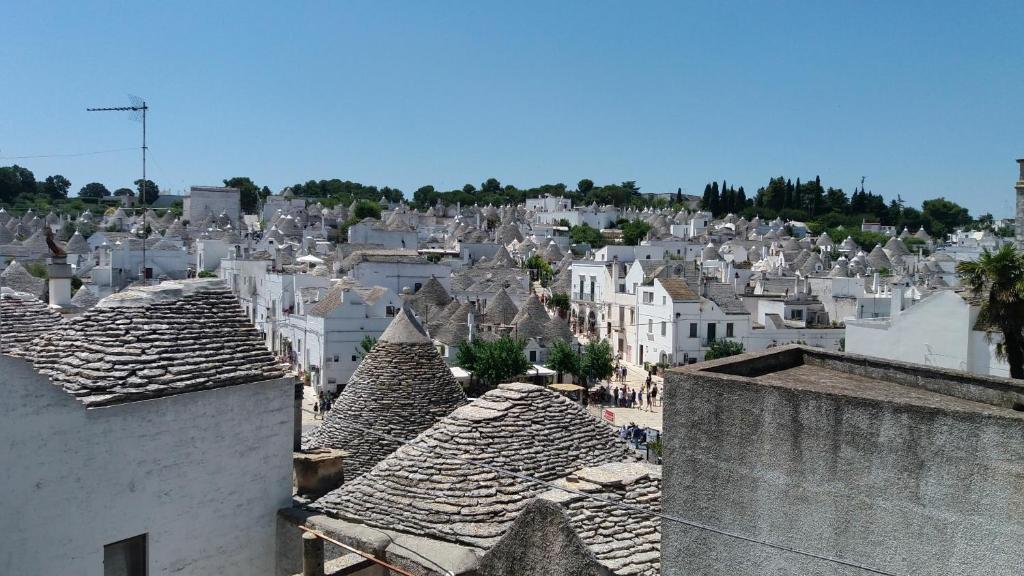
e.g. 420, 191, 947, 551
588, 360, 665, 431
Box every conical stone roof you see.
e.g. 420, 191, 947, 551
484, 245, 516, 268
545, 314, 573, 343
482, 287, 518, 325
408, 276, 451, 318
1, 260, 45, 298
512, 294, 550, 341
65, 231, 89, 254
867, 245, 893, 271
542, 241, 563, 261
884, 236, 911, 257
434, 301, 474, 345
0, 224, 13, 245
308, 307, 467, 480
311, 383, 636, 550
69, 286, 101, 310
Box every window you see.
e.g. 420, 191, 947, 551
414, 282, 423, 292
351, 355, 357, 362
726, 323, 734, 338
333, 355, 339, 363
328, 378, 337, 384
104, 534, 147, 576
529, 350, 537, 362
792, 309, 804, 320
662, 296, 666, 305
689, 323, 698, 338
386, 305, 397, 317
661, 321, 666, 336
643, 292, 654, 304
648, 319, 653, 333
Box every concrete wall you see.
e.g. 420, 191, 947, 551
662, 365, 1024, 575
0, 356, 294, 576
347, 222, 418, 248
185, 187, 241, 226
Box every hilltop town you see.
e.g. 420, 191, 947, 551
0, 160, 1022, 575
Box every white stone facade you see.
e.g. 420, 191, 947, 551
0, 356, 293, 575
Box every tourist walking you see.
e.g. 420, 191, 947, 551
313, 400, 320, 420
651, 384, 658, 408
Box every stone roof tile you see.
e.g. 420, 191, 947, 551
0, 289, 62, 355
23, 280, 286, 407
311, 383, 636, 549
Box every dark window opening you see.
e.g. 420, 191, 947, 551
104, 534, 147, 576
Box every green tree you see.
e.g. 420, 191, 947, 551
579, 339, 614, 390
134, 179, 160, 204
577, 179, 594, 194
546, 340, 581, 383
621, 220, 651, 246
78, 182, 111, 199
548, 292, 570, 318
525, 254, 554, 286
481, 178, 502, 194
113, 187, 134, 197
41, 174, 71, 199
413, 185, 438, 207
223, 176, 263, 214
569, 223, 604, 247
704, 339, 745, 361
457, 337, 531, 393
351, 200, 382, 221
922, 197, 971, 239
356, 335, 378, 360
957, 245, 1024, 379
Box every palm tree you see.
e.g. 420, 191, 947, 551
957, 245, 1024, 379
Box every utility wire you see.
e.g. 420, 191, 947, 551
321, 420, 903, 576
0, 147, 139, 160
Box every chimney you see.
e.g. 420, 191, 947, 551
47, 254, 72, 308
467, 309, 475, 342
612, 255, 620, 292
872, 272, 880, 294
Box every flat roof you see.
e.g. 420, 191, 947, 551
673, 345, 1024, 420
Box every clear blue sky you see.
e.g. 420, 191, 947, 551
3, 1, 1022, 217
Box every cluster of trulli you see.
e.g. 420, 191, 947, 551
309, 381, 660, 575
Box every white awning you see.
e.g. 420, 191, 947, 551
530, 364, 556, 377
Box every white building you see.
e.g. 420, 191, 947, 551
0, 280, 294, 576
184, 186, 241, 227
846, 288, 1010, 378
341, 250, 450, 295
346, 218, 418, 248
283, 281, 402, 393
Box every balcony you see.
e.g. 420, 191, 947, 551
574, 292, 595, 303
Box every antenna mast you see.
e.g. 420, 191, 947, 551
87, 98, 149, 284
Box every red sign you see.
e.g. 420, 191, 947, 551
602, 409, 615, 424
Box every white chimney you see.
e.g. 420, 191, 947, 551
47, 255, 72, 308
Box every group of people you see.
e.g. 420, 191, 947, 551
311, 390, 337, 419
597, 379, 659, 411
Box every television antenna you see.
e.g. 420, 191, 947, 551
87, 96, 150, 283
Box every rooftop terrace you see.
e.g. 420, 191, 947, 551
681, 345, 1024, 419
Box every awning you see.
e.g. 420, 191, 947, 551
530, 364, 556, 377
296, 254, 324, 264
450, 366, 472, 381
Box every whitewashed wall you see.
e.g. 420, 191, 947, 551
0, 357, 294, 576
